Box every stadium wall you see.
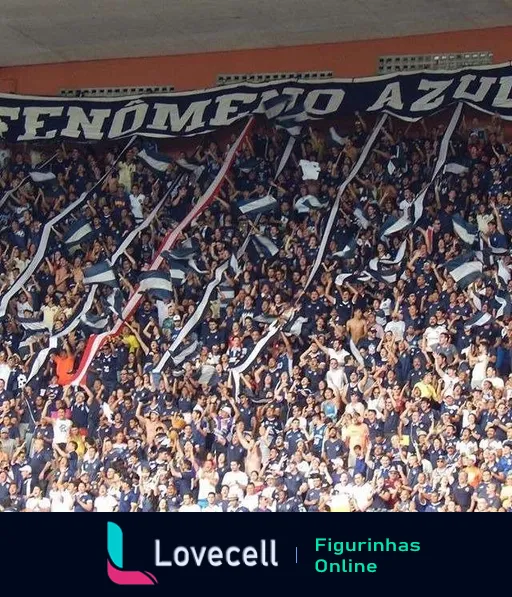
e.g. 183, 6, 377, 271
0, 27, 510, 96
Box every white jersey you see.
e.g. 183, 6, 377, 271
53, 418, 72, 444
129, 193, 145, 221
50, 490, 74, 512
26, 496, 51, 512
94, 495, 118, 512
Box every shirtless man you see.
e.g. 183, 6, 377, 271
346, 308, 367, 344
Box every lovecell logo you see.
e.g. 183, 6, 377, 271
107, 522, 158, 586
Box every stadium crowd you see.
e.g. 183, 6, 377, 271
0, 107, 512, 513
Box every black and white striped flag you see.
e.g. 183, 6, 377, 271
295, 194, 328, 213
332, 239, 357, 260
103, 287, 124, 318
218, 284, 236, 308
465, 311, 492, 328
164, 238, 199, 261
445, 253, 483, 288
138, 149, 173, 174
81, 311, 111, 332
63, 218, 94, 246
496, 290, 512, 318
237, 194, 278, 217
380, 240, 407, 266
498, 259, 511, 286
380, 214, 411, 238
17, 316, 48, 333
138, 271, 174, 300
453, 215, 478, 246
175, 158, 205, 183
83, 261, 118, 288
251, 234, 279, 258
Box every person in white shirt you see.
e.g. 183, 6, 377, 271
178, 493, 201, 512
129, 183, 145, 223
423, 317, 447, 352
49, 483, 74, 512
0, 352, 11, 385
351, 473, 373, 512
197, 461, 219, 505
434, 358, 459, 397
221, 461, 248, 492
202, 492, 222, 512
43, 408, 72, 447
241, 483, 259, 512
384, 312, 405, 340
479, 427, 502, 452
25, 486, 51, 512
94, 484, 118, 512
326, 359, 347, 392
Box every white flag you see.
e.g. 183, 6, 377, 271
299, 159, 321, 181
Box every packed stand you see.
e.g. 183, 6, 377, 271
0, 110, 512, 513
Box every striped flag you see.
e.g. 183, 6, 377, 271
138, 271, 174, 300
380, 214, 411, 238
218, 284, 236, 308
354, 208, 370, 230
465, 311, 492, 328
335, 273, 356, 286
160, 251, 192, 282
83, 261, 118, 288
444, 254, 483, 288
275, 102, 309, 137
138, 149, 173, 174
187, 258, 207, 274
252, 234, 279, 258
475, 247, 496, 268
262, 94, 313, 136
237, 194, 278, 217
498, 259, 511, 286
380, 215, 411, 238
488, 237, 508, 255
263, 96, 312, 138
63, 218, 94, 246
17, 316, 48, 332
103, 287, 124, 317
496, 290, 512, 318
453, 215, 478, 246
229, 254, 241, 277
175, 158, 205, 183
332, 239, 357, 260
154, 336, 200, 375
380, 240, 407, 266
173, 336, 200, 366
295, 194, 328, 213
81, 311, 111, 332
283, 315, 308, 337
165, 238, 199, 261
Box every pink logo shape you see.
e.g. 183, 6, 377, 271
107, 522, 158, 586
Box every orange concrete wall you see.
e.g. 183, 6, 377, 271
0, 26, 511, 96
